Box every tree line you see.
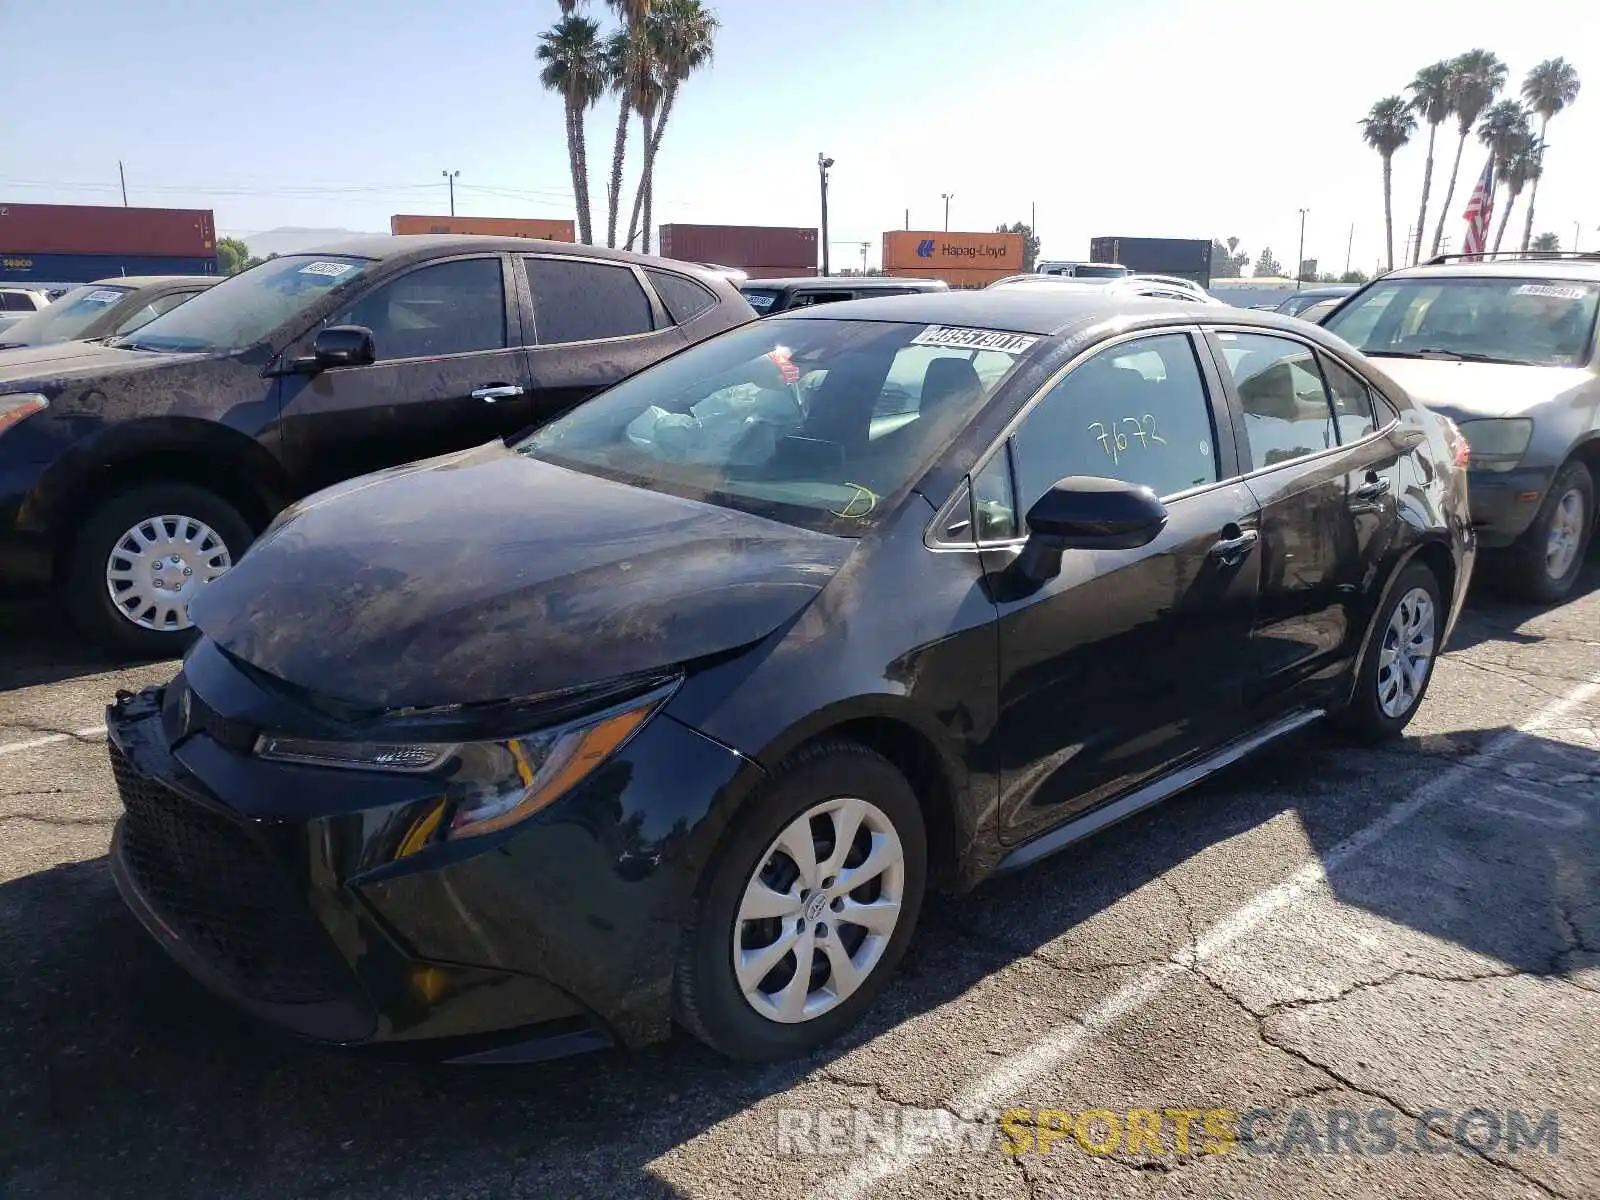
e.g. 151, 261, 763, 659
538, 0, 718, 251
1361, 52, 1580, 271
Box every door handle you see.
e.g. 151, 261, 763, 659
471, 384, 526, 403
1352, 473, 1392, 500
1209, 528, 1260, 567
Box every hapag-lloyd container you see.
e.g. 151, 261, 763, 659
882, 231, 1023, 273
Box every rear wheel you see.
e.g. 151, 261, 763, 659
1339, 562, 1442, 741
1492, 459, 1593, 603
674, 741, 926, 1061
66, 483, 253, 659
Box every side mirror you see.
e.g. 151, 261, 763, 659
1015, 476, 1168, 582
306, 324, 376, 371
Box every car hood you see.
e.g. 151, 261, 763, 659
1372, 357, 1595, 419
0, 336, 188, 385
189, 442, 854, 710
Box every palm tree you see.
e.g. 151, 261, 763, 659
625, 0, 719, 253
603, 0, 654, 248
1407, 60, 1454, 265
1519, 57, 1581, 252
537, 13, 606, 245
1430, 50, 1509, 257
1477, 97, 1531, 251
1492, 132, 1541, 252
1360, 96, 1416, 272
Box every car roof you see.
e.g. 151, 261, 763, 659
296, 234, 726, 281
741, 276, 945, 291
1386, 254, 1600, 282
86, 275, 220, 289
770, 287, 1325, 338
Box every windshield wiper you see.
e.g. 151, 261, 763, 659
1366, 348, 1531, 365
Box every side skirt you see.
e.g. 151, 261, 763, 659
994, 708, 1327, 874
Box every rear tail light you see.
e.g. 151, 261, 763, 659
1440, 416, 1471, 469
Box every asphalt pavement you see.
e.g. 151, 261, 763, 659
2, 558, 1598, 1200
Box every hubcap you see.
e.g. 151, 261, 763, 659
734, 796, 906, 1024
1376, 587, 1436, 719
105, 514, 233, 632
1545, 488, 1586, 582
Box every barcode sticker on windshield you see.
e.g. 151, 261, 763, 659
299, 261, 355, 277
84, 289, 123, 304
910, 325, 1040, 354
1515, 283, 1591, 299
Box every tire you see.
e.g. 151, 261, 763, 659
65, 483, 254, 659
1339, 561, 1443, 742
674, 740, 927, 1061
1491, 459, 1594, 604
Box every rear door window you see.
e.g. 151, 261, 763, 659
1319, 354, 1379, 442
1216, 332, 1338, 468
645, 269, 717, 324
525, 257, 654, 343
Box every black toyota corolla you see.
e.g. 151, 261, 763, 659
105, 290, 1474, 1063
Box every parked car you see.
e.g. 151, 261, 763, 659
987, 273, 1221, 304
0, 275, 217, 350
1276, 285, 1357, 318
1323, 251, 1600, 600
0, 286, 52, 314
1293, 296, 1343, 325
740, 276, 948, 315
106, 288, 1472, 1063
1034, 260, 1131, 279
0, 236, 755, 654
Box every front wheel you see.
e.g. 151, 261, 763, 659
674, 741, 927, 1061
1491, 459, 1593, 603
65, 483, 254, 659
1339, 562, 1443, 741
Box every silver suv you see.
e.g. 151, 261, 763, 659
1324, 252, 1600, 601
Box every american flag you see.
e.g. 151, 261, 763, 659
1461, 155, 1496, 258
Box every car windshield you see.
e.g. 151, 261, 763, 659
111, 254, 373, 353
0, 284, 131, 345
517, 317, 1037, 535
1325, 276, 1600, 367
741, 288, 780, 313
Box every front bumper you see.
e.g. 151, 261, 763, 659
105, 668, 757, 1056
1467, 465, 1555, 548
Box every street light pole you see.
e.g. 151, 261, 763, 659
442, 169, 460, 217
818, 153, 834, 277
941, 192, 954, 232
1295, 208, 1309, 290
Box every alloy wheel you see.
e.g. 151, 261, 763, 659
1545, 488, 1586, 582
1376, 586, 1436, 719
105, 514, 234, 632
733, 796, 906, 1024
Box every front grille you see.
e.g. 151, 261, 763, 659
110, 743, 353, 1006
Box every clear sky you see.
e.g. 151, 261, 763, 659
6, 0, 1598, 272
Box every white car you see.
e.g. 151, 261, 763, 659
987, 273, 1222, 304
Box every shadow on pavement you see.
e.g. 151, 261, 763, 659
0, 593, 173, 692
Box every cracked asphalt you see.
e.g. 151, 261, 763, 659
3, 555, 1599, 1200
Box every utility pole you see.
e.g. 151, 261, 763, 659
904, 208, 909, 231
941, 192, 954, 232
1575, 221, 1582, 252
818, 153, 834, 276
118, 161, 128, 207
441, 169, 460, 217
1344, 222, 1354, 276
859, 242, 869, 274
1295, 208, 1309, 290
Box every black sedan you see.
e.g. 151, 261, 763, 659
105, 290, 1475, 1063
0, 275, 217, 350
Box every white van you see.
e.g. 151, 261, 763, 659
1034, 261, 1131, 279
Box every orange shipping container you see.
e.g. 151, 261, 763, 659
884, 265, 1012, 290
389, 214, 575, 242
882, 230, 1023, 273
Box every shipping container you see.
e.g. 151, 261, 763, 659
389, 214, 575, 241
1088, 236, 1211, 287
883, 231, 1024, 274
883, 265, 1011, 290
0, 251, 219, 285
659, 224, 817, 270
0, 203, 216, 258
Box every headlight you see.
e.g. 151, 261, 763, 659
0, 393, 48, 436
254, 685, 672, 843
1456, 418, 1533, 473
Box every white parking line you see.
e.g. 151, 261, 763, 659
811, 674, 1600, 1200
0, 725, 108, 757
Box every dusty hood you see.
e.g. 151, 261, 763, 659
1373, 356, 1594, 420
0, 337, 191, 387
189, 442, 853, 709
